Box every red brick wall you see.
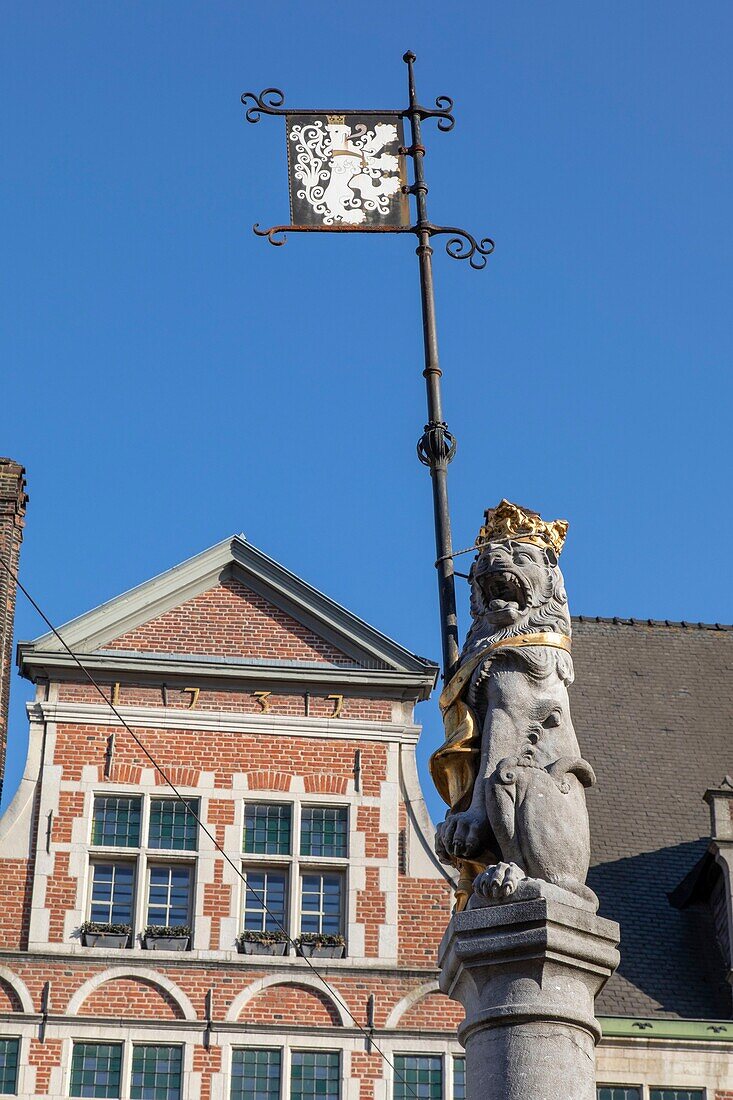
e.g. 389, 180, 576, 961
397, 991, 464, 1031
46, 851, 77, 943
0, 978, 22, 1012
57, 681, 393, 721
28, 1038, 62, 1094
0, 858, 33, 949
53, 726, 388, 793
239, 983, 341, 1026
80, 976, 186, 1019
193, 1045, 222, 1100
0, 459, 27, 804
357, 867, 386, 957
106, 576, 366, 665
398, 879, 453, 966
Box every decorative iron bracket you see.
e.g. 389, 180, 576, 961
252, 220, 494, 269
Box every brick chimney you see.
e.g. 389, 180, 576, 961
0, 459, 28, 803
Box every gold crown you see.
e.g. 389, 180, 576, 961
476, 499, 569, 557
327, 114, 346, 125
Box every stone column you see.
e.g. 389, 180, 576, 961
437, 880, 620, 1100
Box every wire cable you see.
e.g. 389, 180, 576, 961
0, 555, 428, 1096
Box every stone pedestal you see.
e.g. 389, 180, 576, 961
437, 881, 620, 1100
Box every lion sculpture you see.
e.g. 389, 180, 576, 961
431, 500, 597, 910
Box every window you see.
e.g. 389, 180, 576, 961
597, 1091, 641, 1100
242, 870, 288, 933
148, 799, 198, 851
146, 866, 192, 927
90, 864, 135, 925
0, 1038, 19, 1096
244, 804, 292, 855
300, 873, 343, 936
452, 1058, 465, 1100
230, 1049, 281, 1100
394, 1056, 443, 1100
92, 797, 141, 848
130, 1046, 182, 1100
300, 808, 347, 858
290, 1052, 339, 1100
70, 1043, 122, 1098
86, 793, 200, 948
241, 801, 349, 951
650, 1093, 704, 1100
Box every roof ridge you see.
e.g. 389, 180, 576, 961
573, 615, 732, 631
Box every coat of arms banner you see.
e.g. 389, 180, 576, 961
286, 114, 410, 228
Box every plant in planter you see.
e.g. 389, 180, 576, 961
80, 921, 131, 949
236, 930, 289, 956
142, 924, 191, 951
295, 933, 346, 959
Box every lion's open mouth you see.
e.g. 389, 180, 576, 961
479, 569, 528, 614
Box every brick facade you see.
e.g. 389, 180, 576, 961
0, 535, 730, 1099
0, 458, 27, 803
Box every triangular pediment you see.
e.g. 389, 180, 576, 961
19, 536, 437, 686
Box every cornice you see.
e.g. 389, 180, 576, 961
19, 649, 436, 700
30, 701, 422, 744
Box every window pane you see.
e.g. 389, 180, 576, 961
131, 1045, 182, 1100
148, 800, 198, 851
300, 807, 348, 858
91, 797, 141, 847
242, 870, 288, 933
0, 1039, 19, 1095
90, 864, 134, 925
597, 1090, 641, 1100
393, 1056, 442, 1100
146, 866, 192, 927
300, 874, 343, 936
243, 804, 291, 855
650, 1092, 704, 1100
70, 1043, 122, 1098
452, 1058, 465, 1100
231, 1049, 281, 1100
290, 1052, 339, 1100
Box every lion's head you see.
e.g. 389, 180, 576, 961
463, 537, 571, 658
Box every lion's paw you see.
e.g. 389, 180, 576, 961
473, 862, 526, 900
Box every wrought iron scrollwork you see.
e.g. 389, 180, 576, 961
253, 224, 288, 245
241, 87, 286, 123
427, 225, 495, 270
417, 421, 457, 467
419, 95, 455, 132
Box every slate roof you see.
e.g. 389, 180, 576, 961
570, 617, 733, 1019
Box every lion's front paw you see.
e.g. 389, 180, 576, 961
473, 861, 526, 900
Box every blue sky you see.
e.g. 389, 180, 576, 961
1, 2, 731, 819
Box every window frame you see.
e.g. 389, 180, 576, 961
67, 1039, 185, 1100
390, 1052, 466, 1100
85, 791, 200, 948
228, 1046, 343, 1100
240, 798, 350, 952
0, 1036, 20, 1097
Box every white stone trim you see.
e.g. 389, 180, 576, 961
0, 966, 34, 1013
224, 973, 351, 1026
383, 980, 440, 1029
399, 744, 456, 881
31, 702, 421, 745
65, 966, 197, 1021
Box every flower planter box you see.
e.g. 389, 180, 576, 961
82, 932, 130, 949
143, 935, 190, 952
297, 943, 345, 959
238, 940, 289, 956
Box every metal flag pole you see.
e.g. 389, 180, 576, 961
241, 52, 493, 682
